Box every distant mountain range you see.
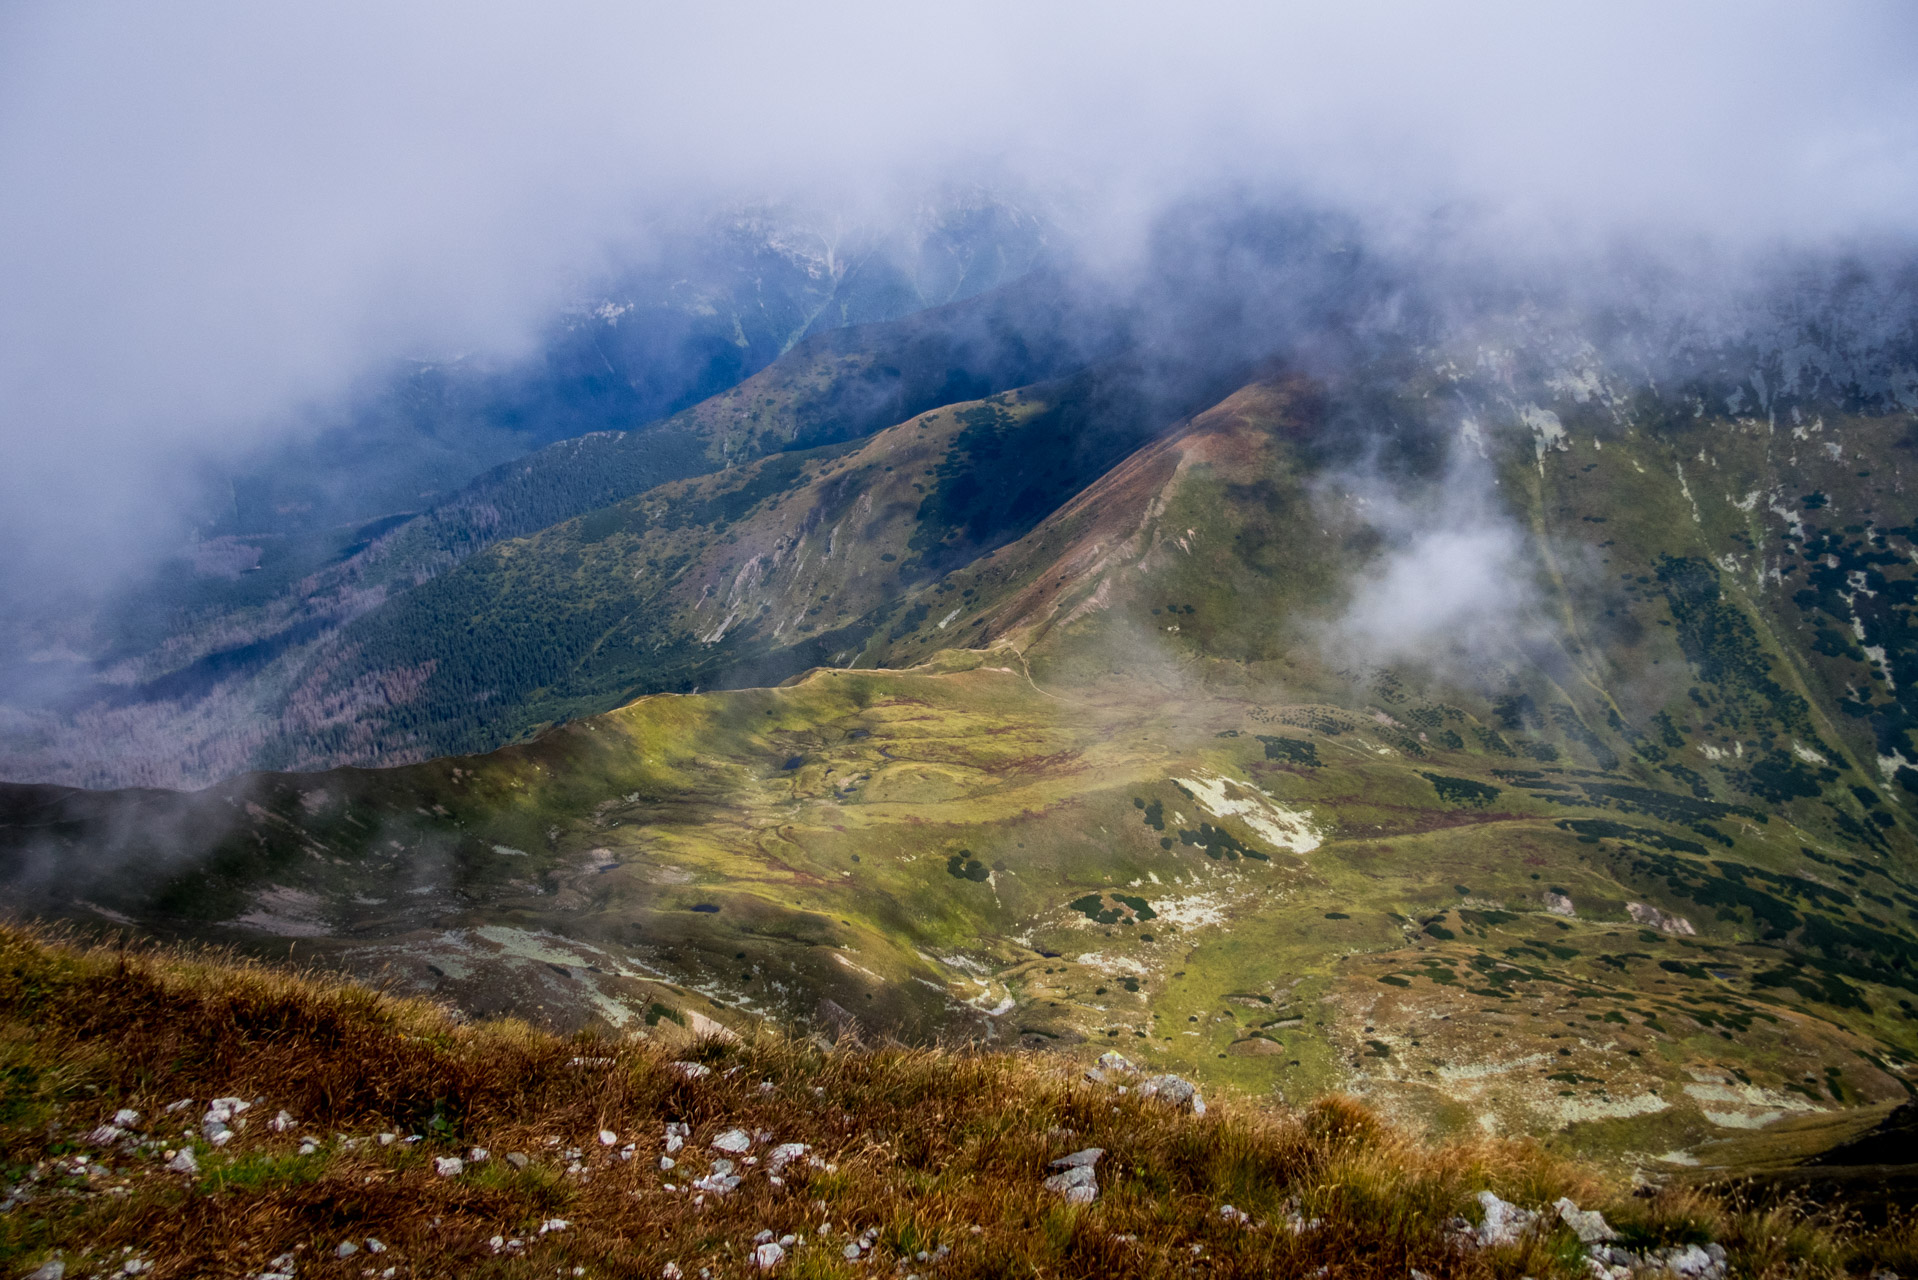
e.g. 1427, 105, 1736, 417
0, 194, 1061, 787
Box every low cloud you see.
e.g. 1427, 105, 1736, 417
1, 1, 1915, 603
1316, 458, 1550, 672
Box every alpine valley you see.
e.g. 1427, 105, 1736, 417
7, 216, 1918, 1178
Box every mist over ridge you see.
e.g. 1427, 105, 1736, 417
3, 2, 1916, 594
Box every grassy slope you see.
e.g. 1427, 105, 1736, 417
3, 925, 1907, 1280
299, 354, 1196, 763
10, 368, 1918, 1174
7, 275, 1095, 792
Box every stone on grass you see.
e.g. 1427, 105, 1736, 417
767, 1142, 809, 1171
434, 1156, 464, 1178
752, 1242, 785, 1270
1042, 1162, 1099, 1204
599, 1129, 618, 1146
506, 1152, 530, 1169
1138, 1074, 1205, 1115
1096, 1051, 1135, 1073
662, 1265, 683, 1280
711, 1128, 752, 1153
268, 1110, 294, 1133
336, 1242, 359, 1258
25, 1260, 64, 1280
671, 1062, 712, 1080
1554, 1198, 1618, 1244
1475, 1191, 1535, 1247
165, 1149, 198, 1174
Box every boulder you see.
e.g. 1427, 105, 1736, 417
1138, 1074, 1205, 1115
1554, 1197, 1618, 1244
1476, 1191, 1535, 1247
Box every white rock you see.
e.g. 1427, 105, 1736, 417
164, 1098, 194, 1114
1554, 1197, 1618, 1244
1476, 1191, 1535, 1247
166, 1148, 198, 1174
1138, 1074, 1205, 1115
1096, 1051, 1135, 1073
469, 1147, 489, 1163
766, 1143, 809, 1170
87, 1125, 126, 1146
25, 1261, 64, 1280
711, 1128, 752, 1153
367, 1239, 387, 1253
1661, 1243, 1722, 1278
1051, 1148, 1104, 1169
113, 1109, 140, 1127
660, 1156, 677, 1171
671, 1062, 712, 1080
599, 1129, 618, 1146
434, 1156, 464, 1177
268, 1110, 295, 1134
844, 1244, 863, 1261
662, 1265, 683, 1279
336, 1242, 359, 1259
1042, 1163, 1098, 1202
540, 1219, 570, 1233
752, 1243, 785, 1270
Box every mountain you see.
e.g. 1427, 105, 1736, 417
0, 265, 1109, 788
212, 195, 1061, 541
10, 276, 1918, 1169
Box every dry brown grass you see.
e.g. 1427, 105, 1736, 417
0, 924, 1896, 1279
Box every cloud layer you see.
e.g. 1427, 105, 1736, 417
2, 1, 1915, 598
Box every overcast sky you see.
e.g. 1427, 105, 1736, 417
2, 0, 1916, 600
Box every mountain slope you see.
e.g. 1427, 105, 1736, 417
283, 353, 1229, 764
10, 352, 1918, 1167
0, 271, 1112, 789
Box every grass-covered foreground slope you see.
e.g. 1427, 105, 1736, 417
3, 924, 1912, 1280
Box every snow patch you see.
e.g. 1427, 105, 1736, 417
1173, 772, 1321, 854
